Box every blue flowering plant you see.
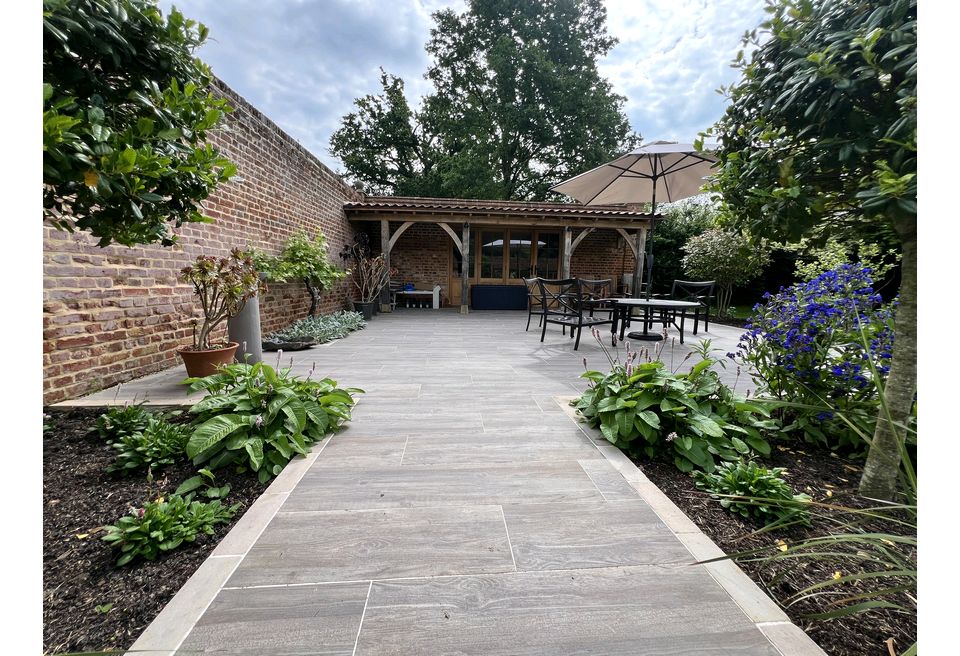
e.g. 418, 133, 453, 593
733, 264, 895, 451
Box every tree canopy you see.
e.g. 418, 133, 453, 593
43, 0, 236, 247
330, 0, 638, 200
706, 0, 916, 500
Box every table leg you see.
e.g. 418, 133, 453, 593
610, 307, 620, 346
678, 310, 686, 344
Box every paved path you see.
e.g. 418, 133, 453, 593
79, 311, 821, 655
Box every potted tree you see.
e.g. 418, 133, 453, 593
250, 231, 347, 318
351, 253, 390, 320
179, 249, 263, 377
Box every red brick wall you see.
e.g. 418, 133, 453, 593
389, 224, 453, 306
43, 79, 360, 404
571, 230, 635, 292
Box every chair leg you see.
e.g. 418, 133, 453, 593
574, 324, 583, 350
526, 308, 532, 331
693, 309, 700, 335
704, 307, 710, 332
540, 318, 548, 343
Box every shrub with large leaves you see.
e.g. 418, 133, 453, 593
574, 355, 774, 473
185, 362, 362, 482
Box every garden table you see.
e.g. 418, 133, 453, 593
601, 298, 702, 344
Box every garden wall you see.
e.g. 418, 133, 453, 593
43, 79, 360, 404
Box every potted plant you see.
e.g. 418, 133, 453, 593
179, 249, 263, 377
351, 254, 390, 320
249, 231, 347, 318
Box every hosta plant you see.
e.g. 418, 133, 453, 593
185, 360, 362, 482
89, 403, 152, 441
102, 493, 238, 566
574, 340, 775, 473
107, 417, 191, 474
694, 460, 810, 524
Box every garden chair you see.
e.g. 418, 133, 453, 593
536, 278, 613, 350
577, 278, 615, 320
523, 277, 544, 331
670, 280, 715, 334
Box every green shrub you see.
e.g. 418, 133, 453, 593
102, 493, 238, 566
573, 342, 774, 473
185, 361, 362, 482
694, 460, 810, 524
266, 311, 366, 344
107, 417, 191, 474
681, 228, 770, 317
89, 404, 152, 441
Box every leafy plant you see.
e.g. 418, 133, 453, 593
694, 460, 810, 524
174, 468, 231, 500
681, 228, 770, 317
350, 251, 390, 304
89, 404, 152, 441
733, 263, 895, 451
184, 360, 362, 482
180, 249, 264, 350
101, 493, 238, 566
106, 417, 191, 474
43, 0, 236, 247
265, 311, 367, 344
704, 0, 915, 501
573, 335, 774, 473
93, 603, 114, 615
250, 232, 347, 317
649, 196, 717, 293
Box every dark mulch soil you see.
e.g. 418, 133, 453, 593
636, 444, 916, 656
43, 408, 268, 655
708, 315, 750, 329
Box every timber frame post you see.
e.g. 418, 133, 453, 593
460, 223, 470, 314
560, 226, 595, 279
379, 219, 415, 311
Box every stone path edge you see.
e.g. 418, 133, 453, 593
555, 396, 826, 656
124, 439, 329, 656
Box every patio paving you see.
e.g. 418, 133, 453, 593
59, 310, 823, 655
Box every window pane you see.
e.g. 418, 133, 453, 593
480, 230, 504, 279
508, 230, 532, 279
536, 232, 560, 278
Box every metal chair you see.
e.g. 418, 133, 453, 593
522, 277, 544, 331
536, 278, 613, 350
670, 280, 715, 333
577, 279, 614, 319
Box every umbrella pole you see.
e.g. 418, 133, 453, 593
628, 175, 664, 342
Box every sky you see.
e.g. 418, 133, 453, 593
164, 0, 768, 173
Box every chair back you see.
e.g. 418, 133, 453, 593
671, 280, 715, 307
578, 278, 611, 301
536, 278, 581, 316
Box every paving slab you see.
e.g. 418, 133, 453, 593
227, 506, 515, 586
108, 311, 819, 655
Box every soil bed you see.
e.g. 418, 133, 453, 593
43, 408, 268, 655
636, 443, 916, 656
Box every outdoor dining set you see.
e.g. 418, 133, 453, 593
522, 277, 716, 350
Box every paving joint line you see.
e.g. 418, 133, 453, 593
351, 581, 373, 656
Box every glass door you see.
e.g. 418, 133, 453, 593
533, 231, 560, 278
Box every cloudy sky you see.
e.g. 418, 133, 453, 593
159, 0, 767, 172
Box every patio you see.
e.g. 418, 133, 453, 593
57, 310, 823, 654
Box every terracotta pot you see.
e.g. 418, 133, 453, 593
178, 342, 239, 378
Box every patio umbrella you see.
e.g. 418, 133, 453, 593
549, 141, 716, 299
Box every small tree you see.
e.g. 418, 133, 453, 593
43, 0, 236, 247
681, 229, 769, 317
180, 250, 262, 350
651, 197, 718, 293
252, 232, 347, 318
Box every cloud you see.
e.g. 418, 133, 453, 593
601, 0, 768, 144
160, 1, 765, 170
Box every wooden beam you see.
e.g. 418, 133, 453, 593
380, 219, 392, 311
437, 222, 463, 254
615, 228, 637, 258
460, 223, 471, 313
560, 227, 573, 279
570, 227, 595, 251
348, 212, 656, 231
387, 221, 415, 252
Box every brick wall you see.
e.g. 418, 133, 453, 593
43, 79, 360, 404
389, 224, 454, 306
571, 230, 635, 292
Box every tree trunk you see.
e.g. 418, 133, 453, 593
304, 279, 319, 317
858, 216, 916, 500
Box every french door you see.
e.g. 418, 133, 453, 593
449, 228, 561, 302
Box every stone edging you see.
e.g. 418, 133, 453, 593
555, 396, 827, 656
